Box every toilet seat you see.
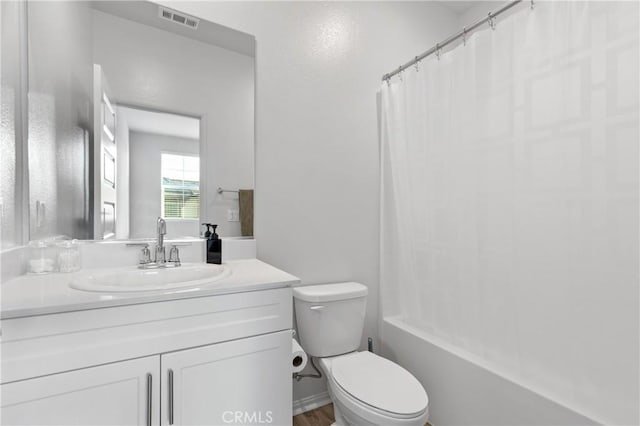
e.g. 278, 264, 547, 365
330, 352, 428, 416
320, 352, 429, 425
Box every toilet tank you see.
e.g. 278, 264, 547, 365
293, 282, 368, 358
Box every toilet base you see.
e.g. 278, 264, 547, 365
329, 388, 360, 426
330, 403, 344, 426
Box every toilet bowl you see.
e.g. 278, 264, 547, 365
293, 282, 429, 426
319, 351, 429, 426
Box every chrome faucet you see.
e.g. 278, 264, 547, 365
156, 217, 166, 264
127, 217, 182, 269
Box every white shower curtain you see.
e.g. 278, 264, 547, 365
380, 2, 638, 424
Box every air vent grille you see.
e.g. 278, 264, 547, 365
158, 7, 199, 30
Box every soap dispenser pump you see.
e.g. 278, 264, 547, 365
202, 223, 213, 238
206, 224, 222, 265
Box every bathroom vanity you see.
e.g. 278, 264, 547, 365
0, 259, 298, 426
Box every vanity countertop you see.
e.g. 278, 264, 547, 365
1, 259, 299, 319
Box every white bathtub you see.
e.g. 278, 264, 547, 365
380, 316, 599, 426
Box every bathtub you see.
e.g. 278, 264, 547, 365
379, 316, 599, 426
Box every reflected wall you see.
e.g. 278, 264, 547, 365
0, 1, 23, 249
27, 1, 94, 241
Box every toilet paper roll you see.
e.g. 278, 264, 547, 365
291, 338, 308, 374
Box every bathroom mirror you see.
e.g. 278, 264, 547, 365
11, 0, 255, 244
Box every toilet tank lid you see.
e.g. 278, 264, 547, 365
293, 282, 368, 302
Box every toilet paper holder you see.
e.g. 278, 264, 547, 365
291, 337, 322, 381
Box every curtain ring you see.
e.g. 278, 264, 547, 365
488, 12, 496, 30
462, 27, 467, 46
436, 43, 441, 60
414, 56, 420, 72
398, 66, 403, 81
530, 0, 535, 9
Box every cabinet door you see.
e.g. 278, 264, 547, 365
1, 356, 160, 426
162, 330, 292, 426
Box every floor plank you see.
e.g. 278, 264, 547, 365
293, 404, 334, 426
292, 403, 431, 426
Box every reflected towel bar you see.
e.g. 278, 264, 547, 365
217, 187, 239, 194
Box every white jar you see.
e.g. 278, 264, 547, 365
57, 239, 81, 273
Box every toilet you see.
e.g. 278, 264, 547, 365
293, 282, 429, 426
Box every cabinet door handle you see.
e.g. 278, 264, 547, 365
168, 369, 174, 425
146, 373, 152, 426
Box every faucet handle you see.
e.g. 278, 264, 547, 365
168, 245, 181, 266
139, 245, 151, 264
126, 242, 152, 264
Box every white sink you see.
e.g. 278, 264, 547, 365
69, 263, 231, 292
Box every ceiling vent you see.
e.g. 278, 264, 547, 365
158, 7, 200, 30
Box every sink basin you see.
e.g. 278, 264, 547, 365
69, 263, 231, 292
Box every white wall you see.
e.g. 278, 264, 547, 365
128, 131, 199, 239
458, 1, 519, 28
92, 9, 254, 237
157, 0, 459, 402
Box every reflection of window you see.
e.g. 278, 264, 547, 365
161, 153, 200, 219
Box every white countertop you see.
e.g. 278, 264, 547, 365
1, 259, 299, 319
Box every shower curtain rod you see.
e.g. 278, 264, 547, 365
382, 0, 528, 82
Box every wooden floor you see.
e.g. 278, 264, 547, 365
292, 403, 431, 426
293, 404, 335, 426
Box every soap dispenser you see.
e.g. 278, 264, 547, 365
206, 224, 222, 264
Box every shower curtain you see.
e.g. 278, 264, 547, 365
380, 2, 638, 424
